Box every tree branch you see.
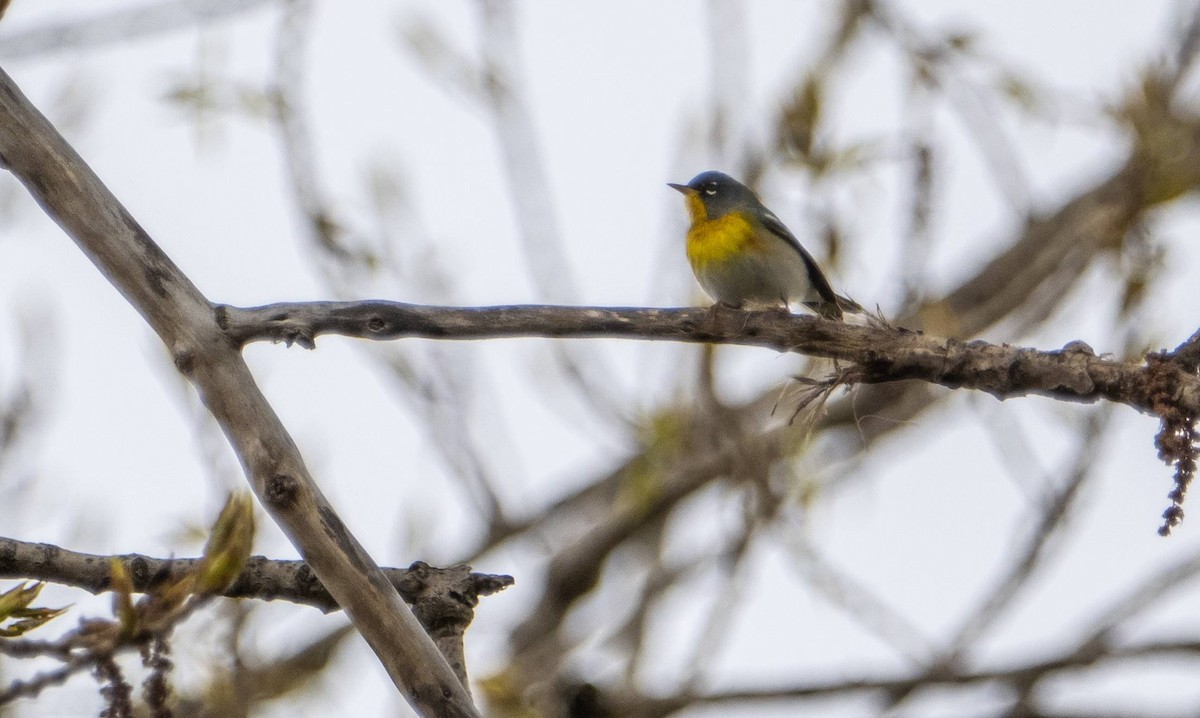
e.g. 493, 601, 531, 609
0, 66, 479, 716
0, 0, 275, 60
221, 301, 1200, 416
0, 537, 512, 690
0, 537, 511, 612
604, 638, 1200, 717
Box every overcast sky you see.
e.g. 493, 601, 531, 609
3, 2, 1200, 716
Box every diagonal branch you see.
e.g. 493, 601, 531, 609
0, 66, 478, 716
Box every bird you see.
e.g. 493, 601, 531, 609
668, 171, 857, 320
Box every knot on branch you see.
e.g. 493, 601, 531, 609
396, 561, 513, 630
264, 474, 300, 509
273, 320, 316, 349
395, 561, 514, 691
1147, 352, 1200, 535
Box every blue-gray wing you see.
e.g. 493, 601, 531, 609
759, 209, 843, 317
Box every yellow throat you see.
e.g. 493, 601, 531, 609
683, 194, 758, 269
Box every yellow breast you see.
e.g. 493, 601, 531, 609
685, 210, 759, 269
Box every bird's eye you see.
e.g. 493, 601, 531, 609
704, 184, 718, 196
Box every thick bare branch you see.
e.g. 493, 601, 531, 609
0, 66, 478, 716
220, 301, 1200, 416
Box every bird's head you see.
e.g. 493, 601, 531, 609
668, 171, 761, 222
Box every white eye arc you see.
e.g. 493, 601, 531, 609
704, 186, 717, 196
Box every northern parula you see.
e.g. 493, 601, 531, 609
669, 171, 856, 320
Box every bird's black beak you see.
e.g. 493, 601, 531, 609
667, 182, 695, 195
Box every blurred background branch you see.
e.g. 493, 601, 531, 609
0, 0, 277, 60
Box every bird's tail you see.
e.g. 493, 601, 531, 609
834, 293, 864, 315
804, 294, 863, 321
